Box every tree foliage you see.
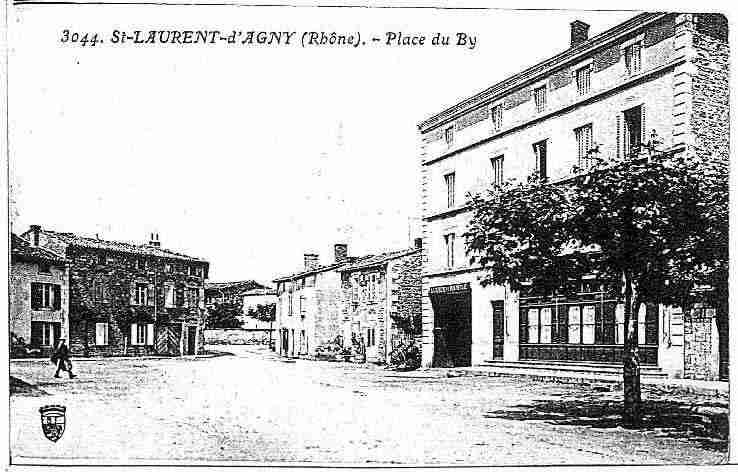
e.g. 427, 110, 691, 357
246, 303, 276, 323
465, 146, 728, 425
206, 301, 244, 329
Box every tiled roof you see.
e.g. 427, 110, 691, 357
11, 234, 66, 264
339, 248, 420, 272
41, 229, 207, 263
242, 288, 277, 297
205, 280, 268, 293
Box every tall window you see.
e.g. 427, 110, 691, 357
444, 172, 456, 208
30, 283, 61, 310
582, 305, 596, 344
165, 283, 176, 308
444, 126, 454, 146
534, 85, 547, 113
623, 105, 643, 158
95, 322, 109, 346
131, 323, 154, 346
444, 233, 456, 268
135, 283, 148, 305
576, 65, 591, 95
187, 288, 199, 308
288, 288, 293, 316
31, 321, 59, 347
625, 42, 642, 75
366, 328, 376, 347
490, 156, 504, 185
532, 140, 548, 180
575, 124, 594, 169
490, 104, 503, 131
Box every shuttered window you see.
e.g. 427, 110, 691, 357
533, 140, 548, 180
490, 156, 504, 185
444, 172, 456, 208
130, 323, 154, 346
30, 321, 59, 347
490, 104, 503, 131
625, 42, 642, 75
575, 124, 594, 169
30, 283, 61, 310
534, 86, 546, 112
575, 65, 591, 95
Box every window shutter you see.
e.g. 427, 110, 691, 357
130, 282, 137, 305
176, 286, 184, 307
31, 283, 42, 310
147, 284, 155, 306
130, 323, 138, 345
30, 322, 43, 346
52, 285, 62, 310
640, 105, 647, 146
52, 323, 61, 345
146, 324, 155, 346
616, 114, 622, 158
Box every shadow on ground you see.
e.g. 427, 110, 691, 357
484, 395, 728, 452
10, 376, 48, 397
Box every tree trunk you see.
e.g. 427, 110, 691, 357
622, 272, 642, 427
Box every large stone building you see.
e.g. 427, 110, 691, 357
274, 243, 421, 363
417, 13, 728, 379
339, 248, 421, 364
20, 226, 210, 357
10, 233, 69, 357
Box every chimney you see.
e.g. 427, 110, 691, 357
30, 225, 41, 246
414, 237, 423, 250
149, 232, 161, 247
334, 243, 348, 264
304, 253, 319, 271
570, 20, 590, 47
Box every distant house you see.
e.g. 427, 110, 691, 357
10, 234, 69, 357
274, 243, 422, 363
20, 225, 209, 357
204, 280, 277, 328
339, 247, 421, 364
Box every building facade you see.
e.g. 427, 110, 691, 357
274, 245, 349, 358
10, 234, 70, 357
20, 226, 210, 357
339, 248, 421, 364
417, 14, 728, 379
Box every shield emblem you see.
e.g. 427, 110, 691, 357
39, 405, 66, 442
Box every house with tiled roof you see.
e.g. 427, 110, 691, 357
273, 242, 421, 363
10, 233, 69, 357
20, 225, 210, 357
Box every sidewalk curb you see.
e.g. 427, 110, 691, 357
10, 351, 229, 363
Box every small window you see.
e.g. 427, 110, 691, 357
95, 322, 109, 346
490, 156, 504, 186
98, 254, 106, 265
38, 262, 51, 274
444, 126, 454, 146
625, 42, 642, 75
165, 283, 176, 308
576, 65, 591, 95
534, 86, 547, 113
532, 140, 548, 180
30, 283, 60, 310
490, 104, 503, 132
444, 172, 456, 208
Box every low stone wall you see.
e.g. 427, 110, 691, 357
204, 328, 274, 345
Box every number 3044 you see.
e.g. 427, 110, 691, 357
60, 30, 102, 46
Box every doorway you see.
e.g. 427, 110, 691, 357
492, 300, 505, 360
186, 326, 197, 355
430, 284, 472, 367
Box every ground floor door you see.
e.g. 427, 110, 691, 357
186, 326, 197, 355
280, 329, 289, 356
491, 301, 504, 360
430, 284, 472, 368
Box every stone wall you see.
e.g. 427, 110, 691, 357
64, 245, 207, 357
691, 18, 729, 164
683, 304, 720, 380
388, 251, 422, 353
204, 328, 273, 345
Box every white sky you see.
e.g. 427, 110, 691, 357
9, 6, 638, 283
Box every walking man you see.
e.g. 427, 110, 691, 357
51, 338, 76, 379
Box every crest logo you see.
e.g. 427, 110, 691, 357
39, 405, 66, 442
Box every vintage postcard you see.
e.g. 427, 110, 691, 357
3, 0, 733, 467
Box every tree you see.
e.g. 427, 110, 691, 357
206, 301, 243, 329
465, 144, 728, 427
246, 303, 276, 349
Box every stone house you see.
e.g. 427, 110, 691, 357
204, 280, 277, 329
274, 245, 349, 358
338, 247, 421, 364
417, 14, 728, 379
20, 225, 210, 357
10, 233, 69, 357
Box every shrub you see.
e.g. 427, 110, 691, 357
389, 341, 421, 370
